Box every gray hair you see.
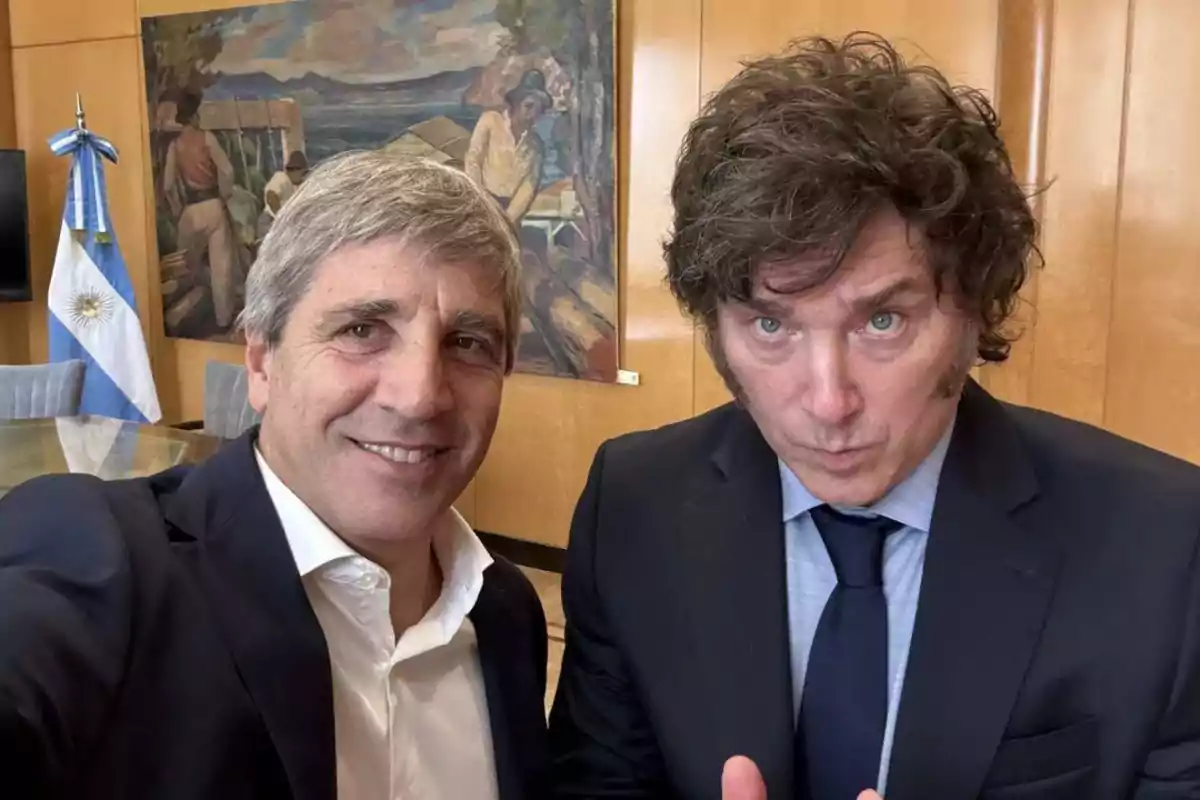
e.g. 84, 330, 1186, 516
239, 150, 523, 371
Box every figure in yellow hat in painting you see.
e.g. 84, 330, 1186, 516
464, 68, 553, 223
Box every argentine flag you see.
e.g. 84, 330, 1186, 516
47, 125, 161, 423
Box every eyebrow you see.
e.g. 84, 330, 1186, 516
747, 277, 926, 319
319, 299, 403, 327
744, 296, 795, 319
318, 301, 505, 346
846, 277, 926, 313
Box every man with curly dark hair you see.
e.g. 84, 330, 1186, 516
549, 33, 1200, 800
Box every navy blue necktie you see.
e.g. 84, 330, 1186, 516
795, 505, 901, 800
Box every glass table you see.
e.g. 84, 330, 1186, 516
0, 416, 223, 498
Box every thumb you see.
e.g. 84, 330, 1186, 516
858, 792, 884, 800
721, 755, 767, 800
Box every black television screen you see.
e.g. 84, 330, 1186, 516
0, 149, 31, 302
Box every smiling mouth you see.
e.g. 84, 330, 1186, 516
352, 440, 450, 464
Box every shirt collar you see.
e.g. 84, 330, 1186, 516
254, 446, 494, 647
420, 511, 494, 653
779, 412, 957, 533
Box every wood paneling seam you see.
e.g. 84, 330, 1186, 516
1100, 0, 1137, 429
1022, 0, 1054, 405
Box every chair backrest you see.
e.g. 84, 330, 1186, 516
203, 360, 261, 439
0, 360, 86, 421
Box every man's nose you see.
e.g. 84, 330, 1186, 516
802, 343, 862, 427
376, 337, 454, 420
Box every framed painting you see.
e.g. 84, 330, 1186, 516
142, 0, 618, 381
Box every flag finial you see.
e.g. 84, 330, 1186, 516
75, 93, 86, 131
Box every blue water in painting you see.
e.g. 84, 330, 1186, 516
302, 102, 477, 161
202, 77, 567, 183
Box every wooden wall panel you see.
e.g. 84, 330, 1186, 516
693, 0, 1002, 413
9, 0, 137, 48
1104, 0, 1200, 461
1016, 0, 1129, 423
0, 0, 28, 364
0, 311, 28, 363
11, 42, 148, 360
473, 0, 700, 545
975, 0, 1054, 406
0, 0, 14, 148
698, 0, 996, 94
11, 36, 153, 365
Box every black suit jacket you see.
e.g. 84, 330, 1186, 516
0, 430, 548, 800
548, 380, 1200, 799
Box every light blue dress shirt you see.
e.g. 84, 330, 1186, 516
780, 417, 955, 795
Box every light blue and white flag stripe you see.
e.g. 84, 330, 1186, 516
48, 127, 119, 237
47, 125, 161, 423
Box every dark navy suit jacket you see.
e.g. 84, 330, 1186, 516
550, 380, 1200, 799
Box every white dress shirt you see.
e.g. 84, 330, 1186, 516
255, 448, 498, 800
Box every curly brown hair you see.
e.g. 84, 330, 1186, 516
663, 32, 1040, 363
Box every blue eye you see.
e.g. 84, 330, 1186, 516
867, 312, 897, 332
756, 317, 783, 335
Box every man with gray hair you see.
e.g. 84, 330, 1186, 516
0, 151, 549, 799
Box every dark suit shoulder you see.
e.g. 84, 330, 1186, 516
477, 553, 544, 637
1004, 401, 1200, 521
603, 401, 738, 460
1, 467, 190, 561
1006, 402, 1200, 489
1, 474, 138, 569
477, 552, 549, 708
595, 402, 741, 491
484, 554, 539, 604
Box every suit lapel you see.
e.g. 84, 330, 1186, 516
471, 572, 544, 800
887, 382, 1060, 800
679, 405, 795, 796
166, 432, 336, 800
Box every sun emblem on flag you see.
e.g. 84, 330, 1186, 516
68, 288, 115, 327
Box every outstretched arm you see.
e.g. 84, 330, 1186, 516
0, 476, 134, 795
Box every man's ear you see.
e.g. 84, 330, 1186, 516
244, 335, 272, 414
